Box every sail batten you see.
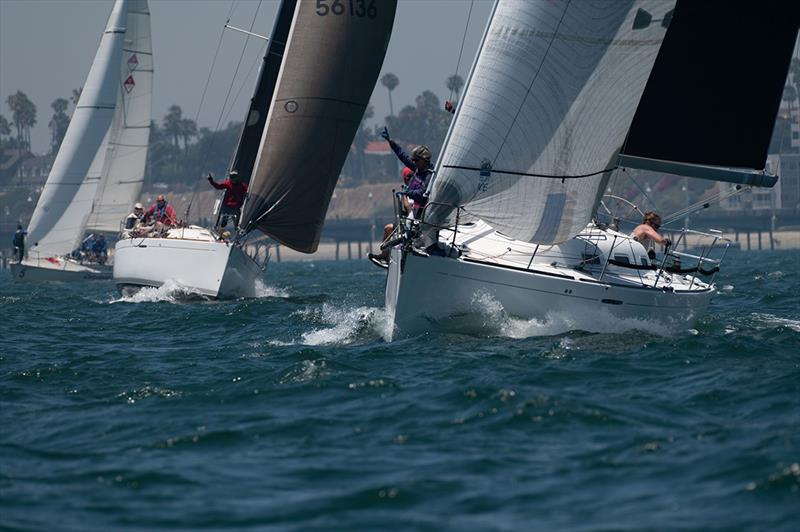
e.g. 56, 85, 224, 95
229, 0, 298, 184
240, 0, 397, 253
427, 0, 673, 245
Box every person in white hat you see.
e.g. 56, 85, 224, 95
124, 202, 146, 235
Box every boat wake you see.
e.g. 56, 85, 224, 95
463, 290, 676, 339
270, 303, 388, 346
254, 279, 290, 299
110, 279, 210, 304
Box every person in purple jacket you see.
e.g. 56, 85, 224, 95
368, 126, 434, 269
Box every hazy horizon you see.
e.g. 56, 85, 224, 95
0, 0, 493, 154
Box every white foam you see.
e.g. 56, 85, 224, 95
300, 303, 385, 346
109, 279, 205, 304
751, 313, 800, 332
470, 290, 674, 339
254, 279, 290, 298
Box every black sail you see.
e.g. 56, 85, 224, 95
229, 0, 297, 184
621, 0, 800, 182
240, 0, 397, 252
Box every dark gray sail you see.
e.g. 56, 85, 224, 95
240, 0, 397, 252
229, 0, 297, 183
620, 0, 800, 186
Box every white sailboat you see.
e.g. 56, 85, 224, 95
113, 0, 398, 298
381, 0, 798, 340
11, 0, 152, 282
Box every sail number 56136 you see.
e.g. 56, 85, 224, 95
316, 0, 377, 19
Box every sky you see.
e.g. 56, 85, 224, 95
0, 0, 494, 153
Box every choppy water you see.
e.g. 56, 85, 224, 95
1, 250, 799, 531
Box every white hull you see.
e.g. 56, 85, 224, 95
10, 258, 111, 282
113, 227, 263, 299
384, 223, 717, 340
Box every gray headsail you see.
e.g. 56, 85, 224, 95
426, 0, 672, 245
229, 0, 297, 184
619, 0, 800, 187
240, 0, 397, 253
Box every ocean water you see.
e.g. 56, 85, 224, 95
1, 250, 798, 531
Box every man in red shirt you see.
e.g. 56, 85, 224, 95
144, 194, 177, 235
208, 170, 248, 229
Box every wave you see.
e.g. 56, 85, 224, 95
270, 303, 388, 346
465, 290, 675, 339
109, 279, 209, 304
749, 313, 800, 333
254, 279, 290, 298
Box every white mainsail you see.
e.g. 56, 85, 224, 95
426, 0, 673, 245
87, 0, 152, 233
26, 0, 128, 257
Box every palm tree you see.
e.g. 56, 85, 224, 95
180, 118, 197, 154
446, 74, 465, 103
6, 91, 36, 149
163, 105, 183, 150
381, 72, 399, 117
49, 98, 70, 154
0, 114, 10, 150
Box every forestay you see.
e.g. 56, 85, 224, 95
26, 0, 128, 257
426, 0, 672, 245
229, 0, 297, 184
87, 0, 153, 233
240, 0, 397, 253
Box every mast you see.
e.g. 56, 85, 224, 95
239, 0, 398, 253
229, 0, 298, 184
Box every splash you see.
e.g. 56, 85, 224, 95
300, 304, 387, 346
270, 303, 388, 346
254, 279, 290, 298
468, 290, 675, 339
110, 279, 208, 304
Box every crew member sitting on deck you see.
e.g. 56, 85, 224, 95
631, 211, 671, 261
124, 202, 145, 235
145, 194, 177, 235
368, 127, 434, 269
92, 234, 108, 264
208, 170, 248, 229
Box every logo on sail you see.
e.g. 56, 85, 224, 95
478, 159, 492, 193
127, 54, 139, 72
123, 75, 136, 93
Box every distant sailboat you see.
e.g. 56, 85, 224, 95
11, 0, 152, 282
381, 0, 798, 339
113, 0, 397, 298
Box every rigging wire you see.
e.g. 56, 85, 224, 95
663, 184, 750, 226
448, 0, 475, 103
185, 0, 264, 221
492, 1, 570, 165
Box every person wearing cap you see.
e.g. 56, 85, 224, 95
124, 202, 145, 231
379, 126, 433, 214
208, 170, 248, 229
145, 194, 177, 235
